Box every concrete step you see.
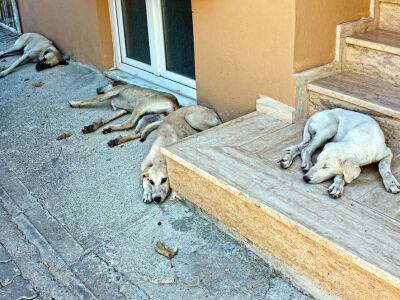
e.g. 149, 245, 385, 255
162, 112, 400, 299
345, 29, 400, 85
308, 72, 400, 147
379, 0, 400, 32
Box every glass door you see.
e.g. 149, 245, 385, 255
114, 0, 196, 93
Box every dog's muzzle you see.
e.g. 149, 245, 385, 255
35, 62, 50, 71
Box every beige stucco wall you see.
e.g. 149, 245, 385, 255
192, 0, 296, 121
192, 0, 370, 121
16, 0, 114, 69
294, 0, 370, 72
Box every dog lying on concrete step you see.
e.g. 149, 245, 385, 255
0, 33, 68, 78
139, 105, 221, 204
278, 108, 399, 198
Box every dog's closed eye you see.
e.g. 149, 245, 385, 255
161, 177, 168, 184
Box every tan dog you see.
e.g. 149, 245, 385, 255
69, 82, 180, 144
0, 33, 68, 78
140, 105, 222, 204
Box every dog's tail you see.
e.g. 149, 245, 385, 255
159, 92, 180, 110
302, 118, 312, 144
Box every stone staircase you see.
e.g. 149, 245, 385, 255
163, 1, 400, 299
309, 0, 400, 147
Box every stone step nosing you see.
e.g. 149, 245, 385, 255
308, 83, 400, 120
346, 36, 400, 56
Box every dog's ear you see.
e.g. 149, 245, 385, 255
59, 55, 70, 65
342, 160, 361, 183
59, 60, 69, 66
140, 171, 149, 180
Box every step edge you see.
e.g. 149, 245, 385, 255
380, 0, 400, 5
346, 36, 400, 56
163, 147, 400, 289
182, 199, 338, 300
308, 83, 400, 120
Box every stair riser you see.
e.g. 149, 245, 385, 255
344, 44, 400, 86
165, 156, 400, 299
309, 91, 400, 148
379, 1, 400, 32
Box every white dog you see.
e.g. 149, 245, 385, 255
278, 108, 399, 198
140, 105, 221, 203
0, 33, 68, 78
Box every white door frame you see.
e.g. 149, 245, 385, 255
109, 0, 197, 99
0, 0, 21, 34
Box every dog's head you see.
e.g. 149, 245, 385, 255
141, 163, 170, 203
96, 81, 125, 95
36, 48, 69, 71
303, 144, 361, 184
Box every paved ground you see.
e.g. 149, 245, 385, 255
0, 28, 310, 299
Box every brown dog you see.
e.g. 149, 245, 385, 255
140, 105, 222, 203
0, 33, 68, 78
69, 82, 180, 145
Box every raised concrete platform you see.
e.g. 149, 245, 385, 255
163, 112, 400, 299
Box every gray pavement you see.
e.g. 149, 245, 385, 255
0, 27, 310, 299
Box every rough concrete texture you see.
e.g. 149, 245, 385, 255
0, 28, 310, 299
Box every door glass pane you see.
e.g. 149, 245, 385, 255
161, 0, 195, 79
121, 0, 151, 65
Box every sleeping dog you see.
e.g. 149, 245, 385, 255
279, 108, 399, 198
0, 33, 68, 78
140, 105, 221, 203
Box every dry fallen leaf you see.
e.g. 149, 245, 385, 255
43, 261, 49, 270
155, 241, 178, 259
33, 80, 45, 87
56, 132, 72, 140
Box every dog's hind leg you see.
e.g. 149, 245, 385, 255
82, 110, 129, 134
102, 107, 145, 134
378, 149, 400, 194
278, 120, 312, 169
107, 117, 163, 147
0, 54, 29, 78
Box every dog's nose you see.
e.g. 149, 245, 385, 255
303, 175, 311, 183
153, 196, 162, 203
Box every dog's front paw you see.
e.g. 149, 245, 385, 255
102, 127, 113, 134
301, 160, 312, 173
328, 182, 344, 199
142, 191, 153, 204
0, 72, 5, 78
82, 124, 97, 134
383, 176, 400, 194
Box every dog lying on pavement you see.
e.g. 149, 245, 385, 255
140, 105, 222, 203
278, 108, 399, 198
0, 33, 68, 78
69, 82, 179, 141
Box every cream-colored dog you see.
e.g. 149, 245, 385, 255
279, 108, 399, 198
0, 33, 68, 78
69, 82, 180, 145
139, 105, 221, 203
